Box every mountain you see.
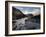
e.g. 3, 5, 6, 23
12, 7, 27, 20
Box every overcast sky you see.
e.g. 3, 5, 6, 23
13, 6, 40, 15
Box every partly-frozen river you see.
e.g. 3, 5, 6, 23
12, 16, 40, 30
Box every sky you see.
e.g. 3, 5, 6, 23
13, 6, 41, 15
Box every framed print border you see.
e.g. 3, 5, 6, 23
5, 1, 45, 36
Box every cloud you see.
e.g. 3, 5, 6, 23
31, 9, 40, 16
17, 8, 24, 10
22, 9, 40, 16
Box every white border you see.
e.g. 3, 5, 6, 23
8, 2, 44, 35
